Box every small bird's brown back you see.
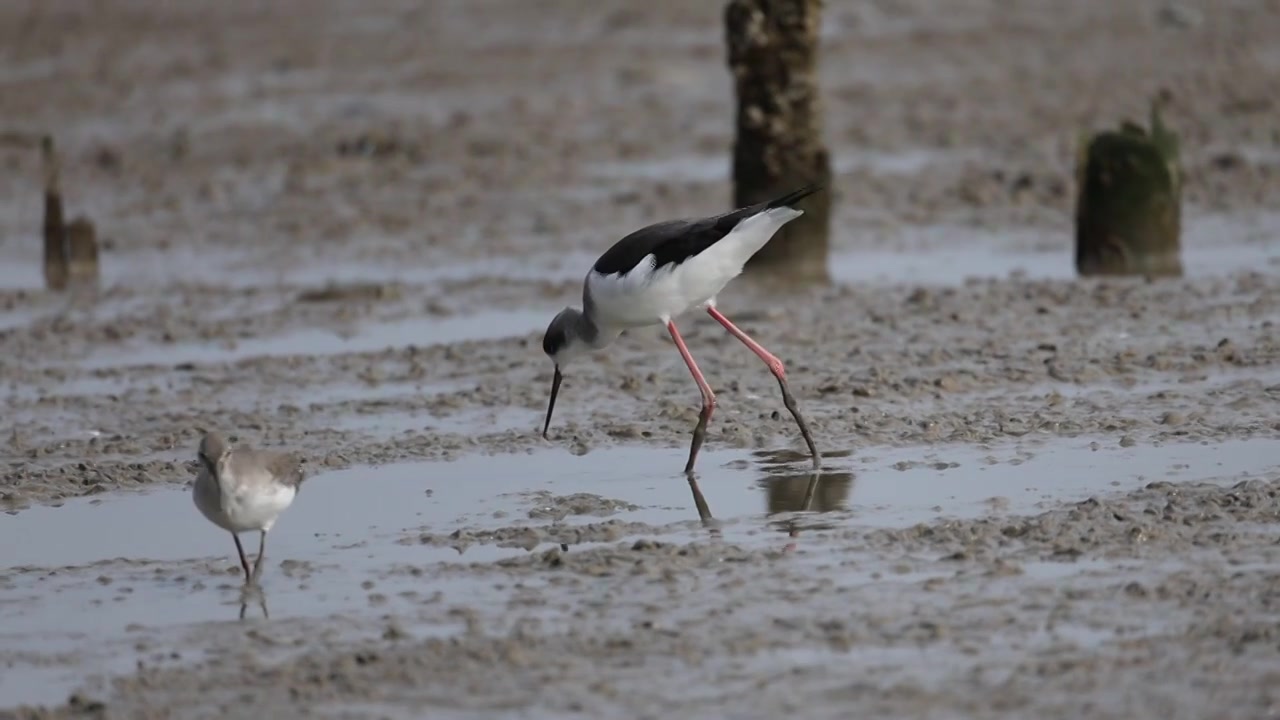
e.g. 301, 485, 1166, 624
265, 450, 305, 489
227, 447, 305, 490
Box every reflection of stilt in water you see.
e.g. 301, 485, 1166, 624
767, 469, 852, 514
686, 473, 722, 541
238, 584, 270, 621
781, 472, 821, 553
769, 469, 856, 553
799, 472, 821, 512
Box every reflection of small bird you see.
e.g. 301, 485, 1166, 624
239, 584, 270, 620
193, 432, 305, 584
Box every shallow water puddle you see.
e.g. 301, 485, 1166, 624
831, 211, 1280, 285
0, 242, 587, 295
585, 148, 975, 184
3, 436, 1277, 570
330, 405, 533, 438
78, 308, 550, 369
1, 436, 1277, 706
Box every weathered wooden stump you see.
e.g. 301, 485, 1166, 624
1074, 102, 1183, 278
725, 0, 832, 282
41, 136, 100, 291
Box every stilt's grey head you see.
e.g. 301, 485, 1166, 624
542, 304, 596, 366
541, 307, 592, 439
197, 432, 230, 475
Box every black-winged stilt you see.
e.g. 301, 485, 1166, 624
540, 185, 823, 474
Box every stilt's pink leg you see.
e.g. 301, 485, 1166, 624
707, 307, 821, 468
668, 320, 716, 474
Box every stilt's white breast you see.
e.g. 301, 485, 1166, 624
587, 206, 801, 328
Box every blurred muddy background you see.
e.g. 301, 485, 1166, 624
2, 1, 1279, 718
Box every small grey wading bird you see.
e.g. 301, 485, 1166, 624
193, 432, 305, 584
540, 185, 823, 474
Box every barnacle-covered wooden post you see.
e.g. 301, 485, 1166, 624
1075, 101, 1183, 277
726, 0, 832, 282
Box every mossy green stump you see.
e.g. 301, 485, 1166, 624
1074, 104, 1183, 278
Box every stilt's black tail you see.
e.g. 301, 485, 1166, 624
766, 183, 823, 210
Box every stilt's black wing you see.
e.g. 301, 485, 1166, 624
591, 184, 821, 276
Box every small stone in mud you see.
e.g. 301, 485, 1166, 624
1160, 411, 1186, 426
606, 425, 642, 439
496, 529, 540, 551
1124, 581, 1150, 597
296, 282, 400, 304
933, 376, 960, 392
906, 288, 931, 305
985, 496, 1011, 512
66, 694, 106, 713
1119, 435, 1137, 447
985, 559, 1023, 577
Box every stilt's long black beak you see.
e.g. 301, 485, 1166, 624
542, 366, 563, 438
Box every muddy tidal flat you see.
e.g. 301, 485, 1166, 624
2, 1, 1280, 718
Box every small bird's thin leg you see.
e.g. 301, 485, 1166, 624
231, 533, 252, 582
667, 320, 716, 474
706, 307, 821, 468
251, 531, 268, 582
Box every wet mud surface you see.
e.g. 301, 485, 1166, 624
2, 0, 1280, 717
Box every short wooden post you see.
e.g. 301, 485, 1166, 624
40, 135, 100, 291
